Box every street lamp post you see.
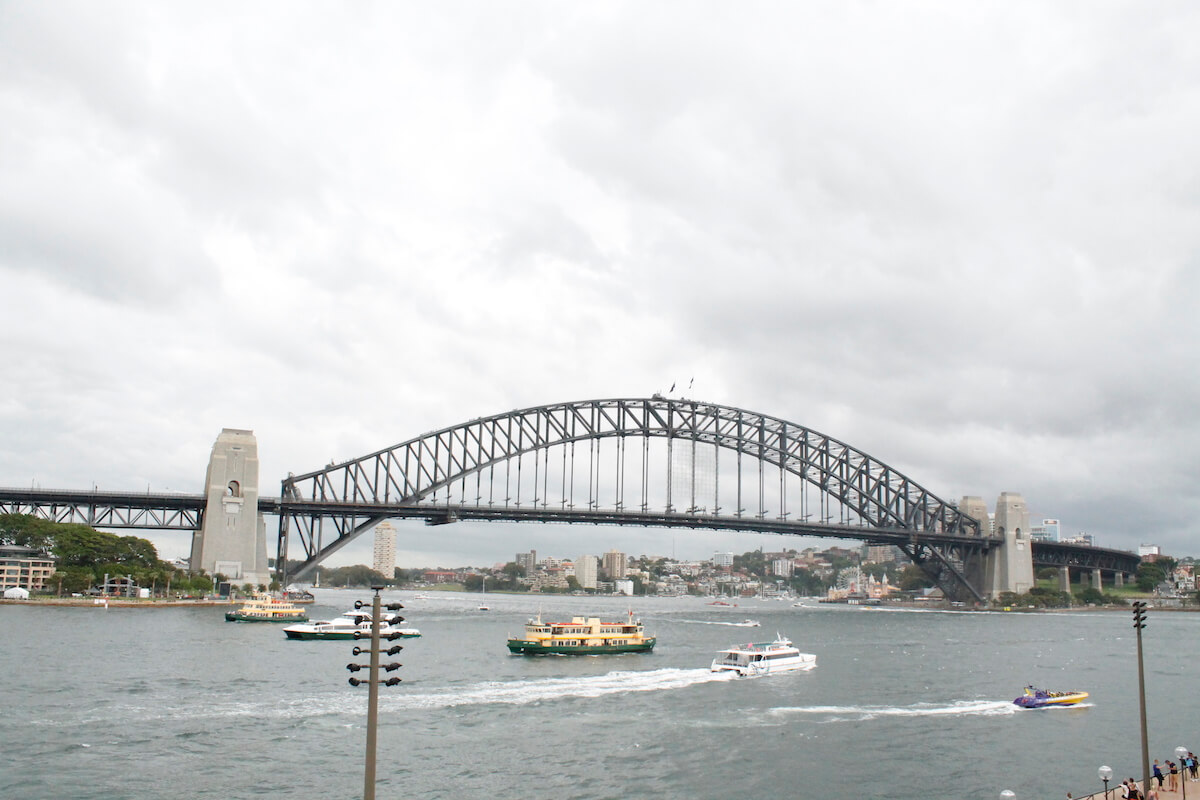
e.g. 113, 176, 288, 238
346, 588, 405, 800
1099, 765, 1112, 800
1133, 601, 1151, 798
1177, 747, 1189, 800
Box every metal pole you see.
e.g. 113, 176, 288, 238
364, 588, 382, 800
1134, 602, 1150, 799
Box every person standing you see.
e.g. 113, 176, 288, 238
1169, 760, 1179, 792
1153, 760, 1164, 790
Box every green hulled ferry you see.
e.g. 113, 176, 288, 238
506, 611, 656, 655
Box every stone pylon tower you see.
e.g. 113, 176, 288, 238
986, 491, 1035, 598
190, 429, 270, 587
958, 495, 992, 596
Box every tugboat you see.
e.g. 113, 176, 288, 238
1013, 686, 1089, 708
506, 610, 655, 655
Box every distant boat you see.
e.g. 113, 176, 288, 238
477, 604, 490, 611
734, 619, 761, 627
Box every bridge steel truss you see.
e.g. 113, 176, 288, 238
0, 488, 205, 530
278, 398, 996, 600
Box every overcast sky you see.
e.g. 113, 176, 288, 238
2, 2, 1198, 569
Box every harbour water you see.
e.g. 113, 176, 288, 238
3, 591, 1197, 799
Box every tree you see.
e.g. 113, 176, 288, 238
898, 564, 935, 591
1136, 562, 1165, 592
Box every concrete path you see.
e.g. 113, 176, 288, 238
1074, 776, 1200, 800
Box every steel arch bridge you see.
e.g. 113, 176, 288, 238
278, 397, 999, 600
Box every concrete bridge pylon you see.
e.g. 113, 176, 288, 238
189, 428, 270, 588
986, 491, 1036, 599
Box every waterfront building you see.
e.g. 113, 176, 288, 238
771, 558, 794, 577
602, 549, 627, 579
1139, 543, 1161, 558
576, 555, 598, 589
713, 552, 734, 567
372, 521, 396, 578
0, 545, 56, 591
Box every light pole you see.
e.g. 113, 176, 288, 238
1099, 765, 1112, 800
1177, 746, 1189, 799
346, 588, 405, 800
1133, 601, 1151, 798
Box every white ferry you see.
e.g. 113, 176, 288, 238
710, 636, 817, 676
283, 610, 421, 641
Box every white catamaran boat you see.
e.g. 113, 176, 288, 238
283, 610, 421, 641
710, 636, 817, 676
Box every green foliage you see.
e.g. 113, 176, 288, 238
898, 564, 935, 591
319, 564, 394, 588
785, 568, 823, 596
1136, 562, 1165, 592
732, 550, 766, 577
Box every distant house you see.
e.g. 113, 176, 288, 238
0, 545, 56, 592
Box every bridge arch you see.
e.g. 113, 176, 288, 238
278, 398, 993, 598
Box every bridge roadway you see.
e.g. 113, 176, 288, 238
0, 487, 1141, 578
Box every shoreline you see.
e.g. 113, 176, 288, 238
0, 597, 235, 607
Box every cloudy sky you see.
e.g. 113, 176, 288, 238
2, 2, 1198, 569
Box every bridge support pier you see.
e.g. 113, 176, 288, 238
979, 492, 1035, 600
1115, 572, 1124, 589
1058, 566, 1071, 593
190, 429, 270, 588
1092, 568, 1103, 593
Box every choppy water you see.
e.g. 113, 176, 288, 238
2, 591, 1196, 799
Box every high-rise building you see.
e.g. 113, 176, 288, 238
576, 554, 598, 589
1031, 519, 1061, 542
516, 550, 537, 574
713, 552, 734, 567
864, 544, 897, 563
373, 521, 396, 578
602, 549, 627, 579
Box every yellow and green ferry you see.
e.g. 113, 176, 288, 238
506, 611, 656, 655
225, 593, 309, 623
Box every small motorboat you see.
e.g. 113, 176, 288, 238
1013, 686, 1089, 708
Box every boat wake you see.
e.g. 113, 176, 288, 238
386, 668, 736, 710
769, 699, 1017, 722
679, 619, 763, 627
